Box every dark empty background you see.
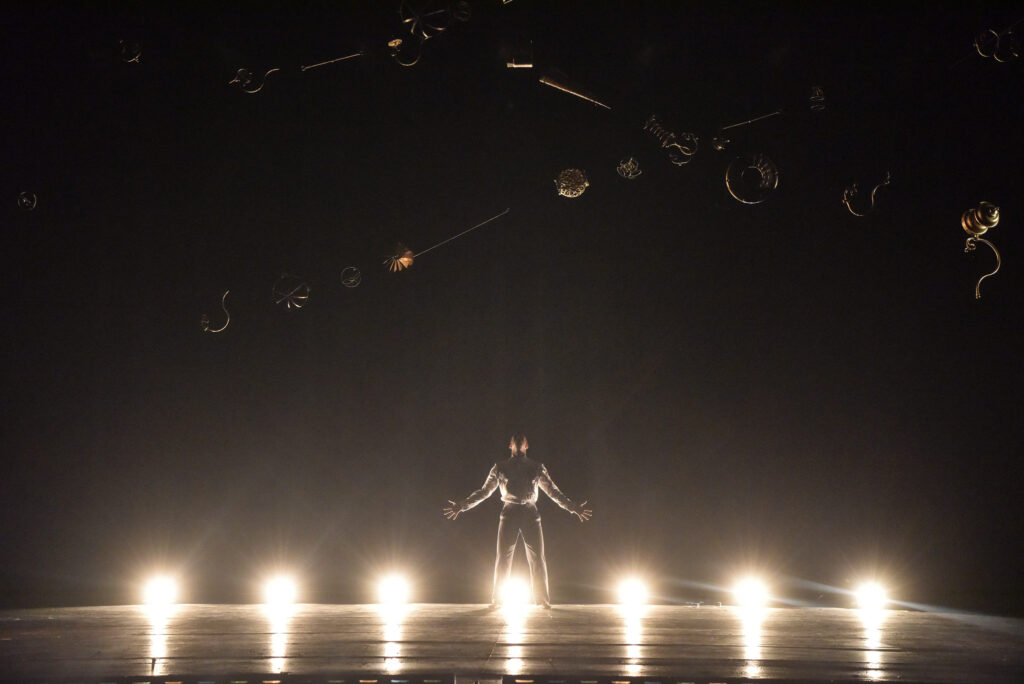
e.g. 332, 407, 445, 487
1, 3, 1021, 615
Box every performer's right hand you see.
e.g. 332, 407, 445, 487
572, 500, 593, 523
443, 499, 462, 520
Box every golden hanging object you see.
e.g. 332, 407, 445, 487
962, 202, 1001, 299
555, 169, 589, 198
961, 201, 999, 237
386, 244, 415, 272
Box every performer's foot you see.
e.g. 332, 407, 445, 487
539, 600, 551, 610
488, 601, 500, 611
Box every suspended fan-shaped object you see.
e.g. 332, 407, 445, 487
386, 244, 415, 272
273, 274, 311, 309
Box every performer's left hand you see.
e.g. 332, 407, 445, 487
443, 499, 463, 520
572, 500, 592, 522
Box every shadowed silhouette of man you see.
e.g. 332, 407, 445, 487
444, 435, 592, 608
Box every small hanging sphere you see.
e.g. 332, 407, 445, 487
17, 191, 37, 210
341, 266, 362, 288
555, 168, 589, 198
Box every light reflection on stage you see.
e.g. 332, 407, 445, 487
379, 604, 410, 674
859, 607, 887, 681
143, 604, 176, 676
618, 604, 645, 676
1, 604, 1019, 683
263, 603, 294, 674
736, 605, 765, 679
502, 600, 528, 674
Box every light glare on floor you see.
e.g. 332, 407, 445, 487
378, 574, 411, 604
855, 582, 888, 610
500, 577, 530, 607
143, 576, 178, 606
733, 577, 769, 608
617, 577, 648, 606
263, 576, 298, 606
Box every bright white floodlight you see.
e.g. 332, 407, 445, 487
617, 577, 649, 606
143, 575, 178, 606
263, 575, 298, 606
733, 577, 770, 608
500, 577, 530, 608
855, 582, 888, 610
378, 574, 411, 605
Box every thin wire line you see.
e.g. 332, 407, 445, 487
414, 208, 511, 258
300, 52, 364, 72
720, 110, 784, 131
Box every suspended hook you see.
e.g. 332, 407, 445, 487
965, 237, 1001, 299
842, 171, 893, 216
961, 201, 1001, 299
201, 290, 230, 333
229, 67, 281, 94
388, 38, 422, 67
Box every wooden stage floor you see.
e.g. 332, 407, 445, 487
1, 604, 1022, 683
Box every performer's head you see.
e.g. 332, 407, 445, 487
509, 434, 529, 455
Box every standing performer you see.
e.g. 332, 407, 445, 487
444, 435, 592, 609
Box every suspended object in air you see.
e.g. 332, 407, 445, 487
273, 274, 311, 309
555, 169, 589, 198
386, 244, 415, 272
230, 67, 281, 94
119, 40, 141, 63
201, 290, 231, 333
616, 157, 642, 180
384, 209, 510, 273
809, 86, 826, 111
962, 201, 1002, 299
725, 154, 779, 204
341, 267, 362, 288
17, 191, 37, 210
842, 172, 893, 216
643, 115, 698, 166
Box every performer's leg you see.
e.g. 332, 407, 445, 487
521, 508, 550, 604
491, 508, 519, 603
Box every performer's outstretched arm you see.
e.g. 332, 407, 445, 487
443, 465, 499, 520
539, 464, 592, 522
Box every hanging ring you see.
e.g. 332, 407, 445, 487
725, 154, 779, 204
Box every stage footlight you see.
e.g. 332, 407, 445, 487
263, 576, 298, 606
732, 577, 770, 608
500, 577, 530, 608
617, 577, 649, 606
378, 574, 411, 605
855, 582, 888, 610
143, 575, 178, 606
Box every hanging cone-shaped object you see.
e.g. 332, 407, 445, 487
386, 244, 415, 272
